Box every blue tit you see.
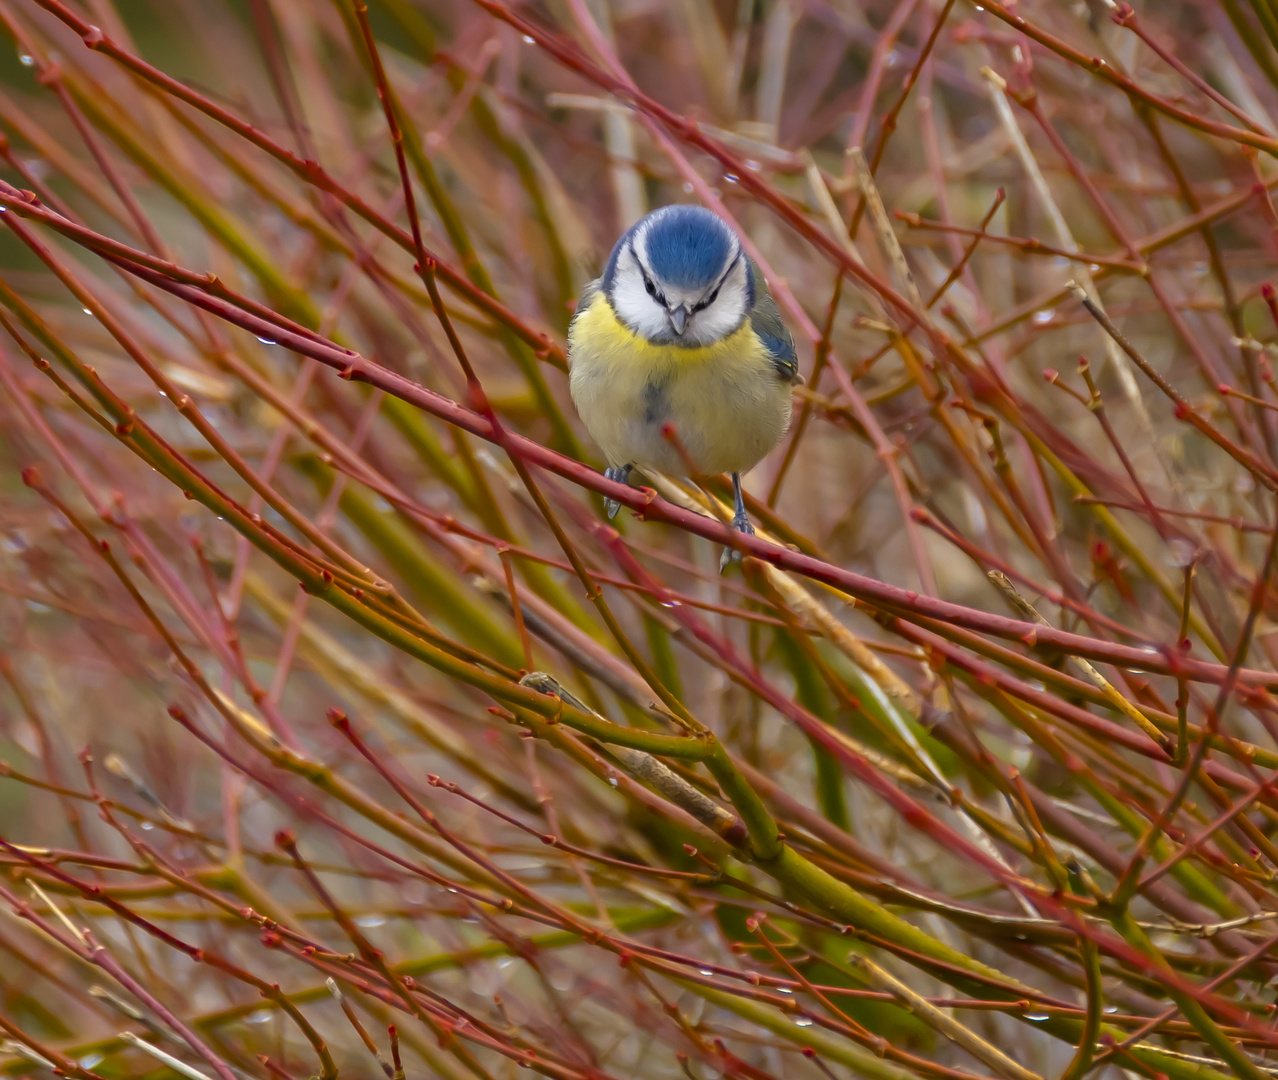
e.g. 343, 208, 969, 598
568, 204, 802, 568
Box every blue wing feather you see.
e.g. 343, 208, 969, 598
747, 260, 800, 384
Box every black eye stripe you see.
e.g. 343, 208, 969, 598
689, 255, 739, 313
692, 287, 720, 313
629, 239, 667, 307
642, 274, 667, 308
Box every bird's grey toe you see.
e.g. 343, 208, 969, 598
602, 464, 633, 520
719, 546, 745, 573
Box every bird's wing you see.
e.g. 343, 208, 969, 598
747, 261, 802, 385
568, 279, 603, 357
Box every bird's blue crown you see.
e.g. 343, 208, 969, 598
641, 205, 734, 288
604, 205, 741, 293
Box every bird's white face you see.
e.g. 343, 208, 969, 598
607, 214, 751, 347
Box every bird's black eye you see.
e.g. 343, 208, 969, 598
643, 277, 656, 297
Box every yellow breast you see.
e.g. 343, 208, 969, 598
568, 294, 791, 478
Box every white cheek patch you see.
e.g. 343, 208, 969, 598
610, 244, 673, 341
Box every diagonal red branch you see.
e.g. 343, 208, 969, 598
92, 253, 1276, 689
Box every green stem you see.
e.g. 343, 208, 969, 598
1058, 937, 1101, 1080
704, 742, 782, 860
1111, 907, 1268, 1080
675, 977, 921, 1080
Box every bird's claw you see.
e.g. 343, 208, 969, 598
602, 465, 633, 520
719, 518, 755, 574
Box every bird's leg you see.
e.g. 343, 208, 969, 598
603, 464, 633, 519
730, 472, 754, 534
720, 472, 755, 571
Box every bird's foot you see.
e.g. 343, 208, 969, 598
603, 465, 633, 519
719, 516, 755, 573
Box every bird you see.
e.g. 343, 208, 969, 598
568, 204, 802, 569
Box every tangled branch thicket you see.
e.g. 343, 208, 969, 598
9, 0, 1278, 1076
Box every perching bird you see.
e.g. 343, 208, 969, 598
568, 205, 801, 568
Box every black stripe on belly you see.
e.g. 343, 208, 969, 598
641, 381, 668, 425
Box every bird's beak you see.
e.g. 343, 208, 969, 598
668, 305, 689, 335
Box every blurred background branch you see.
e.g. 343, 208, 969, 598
2, 1, 1278, 1078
